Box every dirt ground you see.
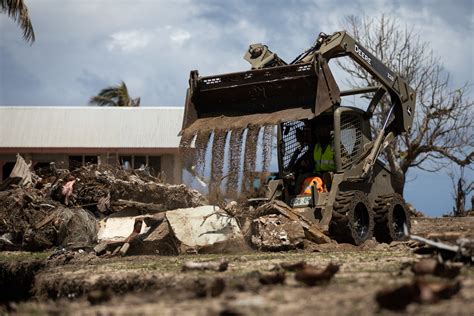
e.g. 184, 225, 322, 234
1, 217, 473, 316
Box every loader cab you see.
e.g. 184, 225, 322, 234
333, 106, 372, 172
277, 106, 371, 206
277, 113, 332, 201
278, 107, 370, 175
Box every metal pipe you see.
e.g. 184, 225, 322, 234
360, 102, 396, 178
382, 103, 396, 130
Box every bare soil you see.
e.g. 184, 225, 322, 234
1, 217, 473, 316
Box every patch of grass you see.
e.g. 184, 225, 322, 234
462, 267, 474, 277
0, 251, 51, 262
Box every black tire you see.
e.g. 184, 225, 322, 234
330, 191, 374, 245
373, 193, 411, 243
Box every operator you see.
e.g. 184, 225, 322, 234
313, 123, 336, 172
295, 122, 336, 196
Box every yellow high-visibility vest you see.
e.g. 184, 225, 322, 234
313, 143, 336, 172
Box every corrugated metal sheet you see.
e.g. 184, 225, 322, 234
0, 107, 184, 148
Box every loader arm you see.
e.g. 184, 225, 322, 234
304, 32, 416, 178
304, 31, 416, 136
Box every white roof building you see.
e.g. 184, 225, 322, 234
0, 106, 185, 183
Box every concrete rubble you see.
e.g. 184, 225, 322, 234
251, 214, 305, 251
166, 205, 244, 253
96, 205, 245, 255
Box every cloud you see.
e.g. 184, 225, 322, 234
2, 0, 472, 107
0, 46, 42, 105
106, 30, 153, 53
169, 30, 191, 45
105, 26, 192, 52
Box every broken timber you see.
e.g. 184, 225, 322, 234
257, 200, 331, 244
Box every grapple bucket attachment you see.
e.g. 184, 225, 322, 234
181, 59, 340, 135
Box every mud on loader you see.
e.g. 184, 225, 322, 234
180, 31, 416, 245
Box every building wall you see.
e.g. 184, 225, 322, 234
161, 154, 182, 184
0, 152, 182, 184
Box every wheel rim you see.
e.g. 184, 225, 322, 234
392, 204, 407, 238
354, 202, 370, 239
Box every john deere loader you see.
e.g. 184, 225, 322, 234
180, 31, 416, 245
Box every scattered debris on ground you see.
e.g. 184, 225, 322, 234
1, 217, 473, 315
294, 262, 340, 286
411, 258, 462, 278
182, 259, 229, 272
258, 271, 286, 285
376, 278, 462, 311
374, 223, 472, 311
406, 225, 473, 263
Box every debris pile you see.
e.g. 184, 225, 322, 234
0, 155, 206, 251
0, 155, 334, 255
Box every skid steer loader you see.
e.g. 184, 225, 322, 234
180, 31, 416, 245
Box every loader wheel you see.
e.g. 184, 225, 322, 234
330, 191, 374, 245
373, 194, 411, 243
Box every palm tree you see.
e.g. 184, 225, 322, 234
1, 0, 35, 44
89, 81, 141, 107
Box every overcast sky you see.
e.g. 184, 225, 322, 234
1, 0, 473, 215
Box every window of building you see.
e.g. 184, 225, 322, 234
134, 156, 146, 169
84, 155, 98, 165
2, 162, 16, 180
148, 156, 161, 176
34, 162, 51, 173
119, 155, 132, 170
69, 155, 83, 170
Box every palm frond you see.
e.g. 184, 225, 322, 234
89, 95, 118, 107
96, 87, 122, 99
1, 0, 35, 44
89, 81, 141, 107
117, 81, 131, 107
132, 97, 141, 107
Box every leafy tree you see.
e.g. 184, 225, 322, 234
1, 0, 35, 44
89, 81, 141, 107
337, 14, 473, 194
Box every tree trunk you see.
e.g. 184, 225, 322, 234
386, 146, 406, 195
391, 168, 405, 195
